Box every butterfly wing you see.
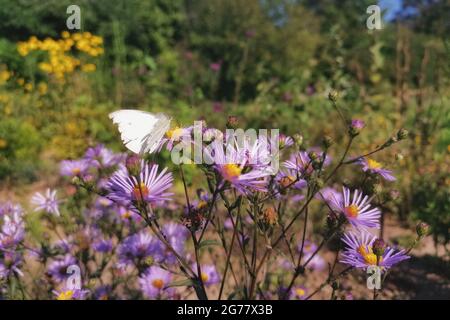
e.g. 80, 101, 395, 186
109, 110, 169, 154
139, 113, 171, 154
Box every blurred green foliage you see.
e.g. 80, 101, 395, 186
0, 118, 42, 181
0, 0, 448, 245
412, 173, 450, 248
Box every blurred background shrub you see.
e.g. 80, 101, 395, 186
0, 0, 448, 246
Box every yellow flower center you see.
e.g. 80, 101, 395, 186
367, 158, 382, 170
222, 164, 242, 181
280, 176, 295, 188
132, 182, 149, 201
197, 200, 208, 209
344, 204, 359, 218
295, 288, 306, 297
357, 245, 383, 265
151, 279, 164, 289
122, 210, 132, 219
166, 127, 183, 140
72, 167, 81, 175
57, 290, 74, 300
201, 273, 209, 283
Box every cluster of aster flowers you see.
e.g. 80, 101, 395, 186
19, 143, 224, 300
0, 202, 26, 297
0, 107, 419, 300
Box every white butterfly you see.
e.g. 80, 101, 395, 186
109, 109, 171, 154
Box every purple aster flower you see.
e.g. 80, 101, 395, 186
52, 238, 73, 254
87, 196, 115, 220
53, 288, 89, 300
162, 223, 188, 264
330, 187, 381, 229
75, 226, 102, 250
0, 252, 24, 278
138, 266, 173, 299
296, 240, 326, 271
275, 168, 307, 190
117, 232, 164, 268
296, 240, 317, 255
96, 196, 114, 209
349, 119, 366, 136
84, 144, 124, 168
306, 253, 326, 271
358, 158, 396, 181
279, 134, 294, 149
0, 209, 25, 250
117, 205, 142, 222
31, 188, 61, 216
205, 140, 271, 194
158, 126, 193, 152
283, 151, 314, 175
47, 255, 77, 282
340, 231, 410, 270
237, 135, 276, 171
351, 119, 365, 130
193, 264, 220, 286
290, 286, 308, 300
0, 202, 22, 217
93, 285, 112, 300
224, 218, 234, 230
278, 258, 295, 270
197, 189, 211, 202
93, 238, 113, 253
60, 159, 90, 178
107, 162, 173, 210
289, 194, 305, 203
316, 187, 342, 205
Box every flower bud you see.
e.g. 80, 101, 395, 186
349, 119, 365, 136
384, 136, 398, 148
326, 214, 338, 229
308, 151, 319, 161
125, 154, 141, 177
397, 128, 409, 140
315, 178, 324, 189
372, 239, 386, 257
293, 134, 303, 147
322, 135, 334, 149
226, 116, 239, 129
144, 256, 155, 267
278, 134, 292, 149
71, 176, 83, 187
416, 222, 430, 238
328, 90, 339, 102
389, 189, 400, 201
88, 278, 97, 288
373, 183, 383, 195
395, 153, 404, 161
